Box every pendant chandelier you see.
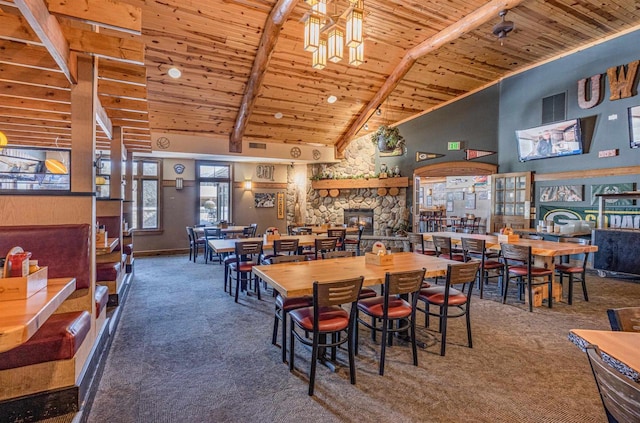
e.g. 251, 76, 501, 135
303, 0, 364, 69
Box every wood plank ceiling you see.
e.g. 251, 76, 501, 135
2, 0, 640, 156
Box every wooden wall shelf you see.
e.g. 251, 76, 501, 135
311, 177, 409, 190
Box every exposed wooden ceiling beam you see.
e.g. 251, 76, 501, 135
44, 0, 142, 34
335, 0, 527, 153
228, 0, 297, 153
95, 97, 112, 139
14, 0, 77, 83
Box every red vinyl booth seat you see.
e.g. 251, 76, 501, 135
97, 261, 121, 281
0, 311, 91, 370
95, 285, 109, 316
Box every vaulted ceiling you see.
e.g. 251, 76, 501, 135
1, 0, 640, 157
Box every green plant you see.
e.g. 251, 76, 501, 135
370, 125, 404, 150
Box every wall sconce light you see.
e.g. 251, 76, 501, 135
244, 179, 253, 191
175, 177, 183, 190
426, 188, 433, 196
468, 185, 475, 194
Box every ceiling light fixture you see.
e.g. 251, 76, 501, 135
327, 95, 337, 104
274, 112, 283, 119
492, 10, 514, 46
303, 0, 364, 69
375, 108, 382, 116
167, 67, 182, 79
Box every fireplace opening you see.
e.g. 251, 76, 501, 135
344, 209, 373, 235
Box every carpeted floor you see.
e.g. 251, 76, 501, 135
83, 255, 640, 423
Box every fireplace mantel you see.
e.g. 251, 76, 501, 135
311, 177, 409, 190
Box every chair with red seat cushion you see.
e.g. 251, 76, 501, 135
343, 225, 364, 256
306, 237, 338, 260
357, 269, 426, 375
461, 237, 504, 299
289, 276, 364, 396
408, 233, 436, 256
327, 228, 347, 251
554, 237, 590, 305
501, 243, 553, 312
417, 261, 480, 356
322, 251, 377, 299
432, 235, 465, 261
228, 240, 263, 303
261, 238, 300, 265
266, 254, 311, 363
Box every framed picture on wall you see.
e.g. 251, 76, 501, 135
426, 196, 433, 206
629, 105, 640, 148
254, 193, 275, 208
465, 193, 476, 209
454, 191, 464, 201
446, 201, 454, 212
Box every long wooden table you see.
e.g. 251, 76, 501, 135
208, 234, 319, 254
422, 232, 599, 306
194, 226, 248, 237
0, 277, 76, 353
253, 252, 456, 298
292, 226, 359, 235
569, 329, 640, 382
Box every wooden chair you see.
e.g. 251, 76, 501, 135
461, 237, 504, 299
357, 269, 426, 375
267, 255, 312, 363
408, 233, 436, 256
228, 240, 263, 303
327, 228, 347, 250
310, 237, 338, 260
186, 226, 205, 263
607, 307, 640, 332
417, 261, 480, 356
555, 237, 591, 305
261, 238, 300, 264
501, 243, 553, 312
289, 276, 364, 396
586, 346, 640, 423
343, 225, 364, 256
323, 250, 355, 259
431, 235, 464, 261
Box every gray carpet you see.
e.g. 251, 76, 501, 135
85, 255, 640, 423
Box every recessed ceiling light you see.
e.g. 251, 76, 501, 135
327, 95, 337, 104
274, 112, 283, 119
167, 67, 182, 79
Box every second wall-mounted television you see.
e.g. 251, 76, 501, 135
515, 119, 583, 162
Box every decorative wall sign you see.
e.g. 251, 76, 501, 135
465, 149, 496, 160
156, 136, 170, 149
173, 163, 185, 174
591, 183, 635, 205
453, 191, 465, 201
539, 185, 583, 202
254, 193, 275, 208
290, 147, 301, 158
446, 201, 454, 212
276, 192, 285, 219
446, 176, 474, 189
415, 152, 444, 162
256, 164, 275, 181
540, 205, 640, 229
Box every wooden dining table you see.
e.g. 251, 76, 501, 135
422, 232, 599, 306
208, 234, 319, 254
253, 252, 457, 298
291, 226, 359, 235
194, 225, 248, 237
569, 329, 640, 382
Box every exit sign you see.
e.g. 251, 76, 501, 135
448, 141, 463, 150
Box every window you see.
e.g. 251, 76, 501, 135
132, 159, 161, 230
196, 162, 231, 225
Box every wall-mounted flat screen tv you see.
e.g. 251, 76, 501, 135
515, 119, 582, 162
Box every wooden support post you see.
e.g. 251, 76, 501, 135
110, 126, 123, 199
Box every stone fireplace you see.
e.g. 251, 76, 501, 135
343, 209, 374, 235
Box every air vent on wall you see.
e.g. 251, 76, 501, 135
248, 142, 267, 149
542, 93, 566, 124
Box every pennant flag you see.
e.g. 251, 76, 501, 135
415, 152, 444, 162
465, 149, 496, 160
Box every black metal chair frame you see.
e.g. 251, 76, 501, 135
501, 243, 553, 312
357, 269, 425, 375
431, 235, 464, 261
408, 232, 435, 256
416, 261, 480, 356
327, 228, 347, 251
229, 240, 263, 303
343, 225, 364, 256
461, 237, 504, 299
313, 237, 338, 259
267, 254, 310, 363
203, 227, 223, 264
606, 306, 640, 332
555, 237, 591, 305
289, 277, 364, 396
187, 226, 205, 263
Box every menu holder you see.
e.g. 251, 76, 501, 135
0, 266, 48, 301
497, 234, 520, 243
365, 252, 394, 266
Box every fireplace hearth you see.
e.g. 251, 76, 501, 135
344, 209, 373, 235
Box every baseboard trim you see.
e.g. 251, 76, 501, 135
135, 248, 188, 257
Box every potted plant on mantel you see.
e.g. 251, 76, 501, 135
370, 125, 405, 152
